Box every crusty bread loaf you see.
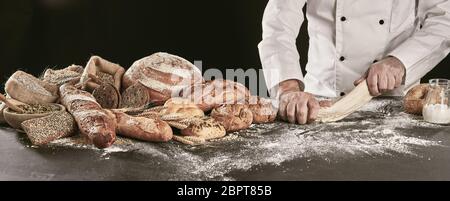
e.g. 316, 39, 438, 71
114, 111, 173, 142
5, 71, 59, 104
122, 52, 204, 105
180, 79, 251, 112
211, 104, 253, 133
60, 84, 117, 149
43, 65, 83, 86
21, 111, 77, 145
248, 96, 277, 124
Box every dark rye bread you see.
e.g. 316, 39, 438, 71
120, 82, 150, 108
93, 83, 121, 109
21, 111, 77, 145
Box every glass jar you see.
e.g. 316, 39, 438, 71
422, 79, 450, 124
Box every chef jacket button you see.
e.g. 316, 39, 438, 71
340, 92, 346, 96
379, 19, 385, 25
339, 56, 346, 61
340, 16, 347, 22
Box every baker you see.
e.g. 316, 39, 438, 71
259, 0, 450, 125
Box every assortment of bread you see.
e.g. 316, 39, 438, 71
0, 52, 288, 148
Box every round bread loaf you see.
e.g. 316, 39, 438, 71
122, 52, 204, 105
403, 84, 431, 115
180, 79, 251, 112
211, 104, 253, 133
248, 96, 277, 124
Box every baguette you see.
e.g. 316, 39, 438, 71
59, 84, 117, 148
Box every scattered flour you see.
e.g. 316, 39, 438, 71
47, 98, 447, 180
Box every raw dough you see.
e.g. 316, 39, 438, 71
317, 80, 373, 122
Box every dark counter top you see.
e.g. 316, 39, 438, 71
1, 98, 449, 181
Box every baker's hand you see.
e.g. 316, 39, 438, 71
354, 56, 406, 96
277, 79, 320, 125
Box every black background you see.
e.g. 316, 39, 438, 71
1, 0, 449, 93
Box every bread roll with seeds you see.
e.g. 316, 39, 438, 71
180, 79, 251, 112
60, 84, 117, 149
122, 52, 204, 105
5, 71, 59, 104
211, 104, 253, 133
248, 96, 277, 124
113, 111, 173, 142
21, 111, 77, 145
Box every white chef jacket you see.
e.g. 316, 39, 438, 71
259, 0, 450, 98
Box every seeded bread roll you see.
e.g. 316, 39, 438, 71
122, 52, 204, 105
113, 111, 173, 142
248, 96, 277, 124
5, 71, 59, 104
21, 111, 77, 145
180, 79, 251, 112
60, 84, 117, 149
211, 104, 253, 133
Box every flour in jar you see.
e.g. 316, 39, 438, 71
423, 104, 450, 124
